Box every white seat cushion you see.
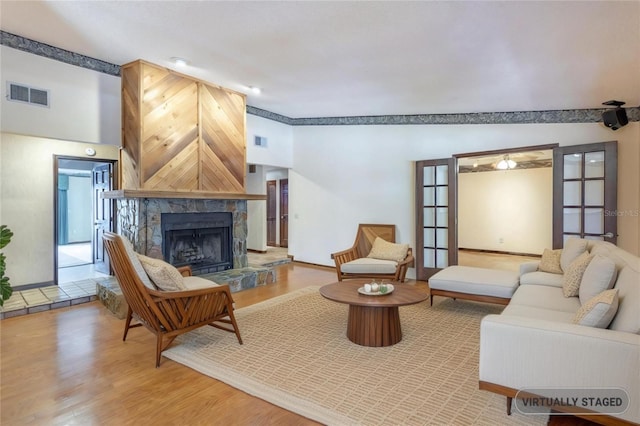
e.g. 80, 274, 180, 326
340, 258, 398, 274
520, 271, 564, 288
429, 266, 519, 299
510, 285, 581, 313
183, 276, 221, 290
502, 304, 575, 324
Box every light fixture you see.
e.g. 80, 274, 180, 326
248, 86, 261, 95
170, 57, 189, 67
496, 155, 517, 170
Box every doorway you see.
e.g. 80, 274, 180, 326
55, 157, 116, 284
265, 168, 289, 248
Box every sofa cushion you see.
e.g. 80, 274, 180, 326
341, 257, 398, 274
560, 237, 588, 272
121, 237, 156, 290
367, 237, 409, 262
137, 254, 186, 291
520, 271, 564, 288
429, 266, 519, 299
183, 276, 221, 290
539, 249, 563, 274
562, 251, 593, 297
510, 285, 581, 313
608, 267, 640, 333
579, 254, 617, 304
502, 304, 575, 323
573, 289, 619, 328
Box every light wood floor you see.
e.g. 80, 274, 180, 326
1, 257, 590, 426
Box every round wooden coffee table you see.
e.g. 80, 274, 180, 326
319, 280, 428, 347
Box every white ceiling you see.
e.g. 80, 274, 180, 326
1, 1, 639, 118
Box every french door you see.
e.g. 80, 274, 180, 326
552, 141, 618, 247
415, 159, 458, 280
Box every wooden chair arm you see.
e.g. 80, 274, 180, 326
331, 247, 360, 266
177, 266, 192, 277
398, 248, 415, 267
148, 284, 232, 300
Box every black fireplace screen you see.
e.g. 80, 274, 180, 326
161, 212, 233, 274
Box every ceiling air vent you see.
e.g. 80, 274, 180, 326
7, 82, 50, 107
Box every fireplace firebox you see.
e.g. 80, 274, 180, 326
161, 212, 233, 275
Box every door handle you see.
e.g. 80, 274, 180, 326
600, 232, 615, 238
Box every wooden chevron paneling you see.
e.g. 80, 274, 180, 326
121, 62, 141, 188
120, 60, 246, 194
200, 83, 246, 192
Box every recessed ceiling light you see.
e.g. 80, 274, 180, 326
248, 86, 261, 95
170, 57, 189, 67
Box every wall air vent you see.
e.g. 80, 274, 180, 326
254, 135, 268, 147
7, 82, 50, 107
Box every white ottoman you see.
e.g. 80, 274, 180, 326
429, 266, 519, 306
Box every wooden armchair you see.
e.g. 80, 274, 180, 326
331, 224, 414, 283
102, 231, 242, 367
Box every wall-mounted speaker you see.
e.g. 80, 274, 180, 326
602, 108, 628, 131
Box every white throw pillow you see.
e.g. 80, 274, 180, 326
579, 254, 617, 305
137, 254, 186, 291
573, 289, 619, 328
367, 237, 409, 262
560, 237, 588, 272
121, 236, 156, 290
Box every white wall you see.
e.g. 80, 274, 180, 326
246, 114, 294, 168
290, 123, 640, 275
2, 46, 639, 286
0, 133, 119, 286
458, 167, 553, 254
0, 46, 121, 145
66, 175, 93, 243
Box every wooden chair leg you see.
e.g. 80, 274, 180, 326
228, 311, 243, 345
430, 294, 433, 306
156, 335, 164, 368
123, 307, 134, 341
506, 396, 512, 415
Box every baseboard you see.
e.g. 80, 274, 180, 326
12, 280, 56, 291
459, 248, 541, 258
247, 249, 267, 254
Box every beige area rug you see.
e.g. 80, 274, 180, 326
163, 287, 547, 425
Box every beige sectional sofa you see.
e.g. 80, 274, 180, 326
479, 239, 640, 424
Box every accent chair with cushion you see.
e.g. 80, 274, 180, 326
102, 231, 243, 367
331, 224, 414, 282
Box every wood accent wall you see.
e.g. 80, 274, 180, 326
120, 60, 246, 193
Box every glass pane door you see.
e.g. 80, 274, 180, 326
553, 142, 617, 247
416, 158, 457, 280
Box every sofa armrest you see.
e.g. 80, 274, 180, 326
519, 261, 539, 276
479, 314, 640, 422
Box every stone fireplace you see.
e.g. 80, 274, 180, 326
115, 198, 249, 273
162, 212, 233, 274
